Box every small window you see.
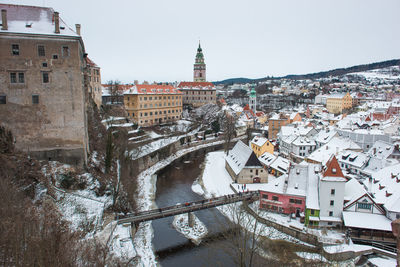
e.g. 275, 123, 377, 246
330, 200, 334, 206
0, 95, 6, 104
32, 95, 39, 104
310, 209, 315, 215
10, 73, 17, 83
18, 73, 25, 83
42, 62, 48, 68
262, 194, 268, 199
331, 189, 335, 195
12, 44, 19, 55
52, 54, 58, 59
62, 46, 70, 57
329, 211, 333, 216
272, 196, 279, 201
42, 72, 49, 83
38, 45, 45, 57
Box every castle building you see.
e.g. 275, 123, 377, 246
176, 43, 216, 107
86, 57, 102, 107
124, 84, 183, 126
0, 4, 89, 166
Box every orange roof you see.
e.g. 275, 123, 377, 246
323, 156, 344, 178
177, 82, 215, 88
128, 84, 181, 94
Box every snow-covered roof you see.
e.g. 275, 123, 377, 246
368, 140, 394, 160
0, 4, 79, 37
291, 136, 316, 147
369, 164, 400, 212
270, 156, 290, 174
177, 82, 215, 89
313, 128, 337, 145
306, 164, 320, 210
250, 136, 269, 147
337, 150, 369, 169
226, 140, 262, 175
307, 137, 361, 165
344, 178, 368, 204
279, 125, 314, 138
342, 212, 392, 231
258, 152, 276, 167
286, 164, 308, 197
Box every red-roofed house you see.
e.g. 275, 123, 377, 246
177, 81, 216, 107
124, 84, 183, 126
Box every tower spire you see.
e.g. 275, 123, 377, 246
194, 42, 206, 82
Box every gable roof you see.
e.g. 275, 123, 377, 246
322, 155, 347, 182
250, 136, 269, 147
226, 140, 262, 175
177, 82, 215, 88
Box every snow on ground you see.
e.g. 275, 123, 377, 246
173, 213, 208, 245
133, 137, 245, 266
323, 244, 372, 253
128, 126, 201, 160
295, 251, 327, 262
191, 179, 204, 195
101, 117, 126, 123
368, 255, 396, 267
106, 122, 135, 129
148, 131, 163, 138
128, 128, 141, 134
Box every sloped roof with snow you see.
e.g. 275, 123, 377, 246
270, 156, 290, 174
279, 125, 314, 138
321, 155, 347, 182
251, 136, 269, 147
343, 212, 392, 231
258, 152, 277, 167
307, 137, 361, 165
369, 164, 400, 212
313, 128, 337, 145
292, 136, 316, 147
344, 178, 368, 204
306, 163, 321, 210
338, 150, 369, 169
368, 140, 394, 160
226, 140, 262, 175
0, 4, 78, 37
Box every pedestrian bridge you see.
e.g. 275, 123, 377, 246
116, 191, 259, 225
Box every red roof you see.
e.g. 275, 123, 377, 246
177, 82, 215, 88
131, 84, 181, 94
323, 156, 344, 178
86, 57, 99, 68
243, 104, 256, 117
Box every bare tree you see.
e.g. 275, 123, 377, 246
106, 80, 122, 105
221, 111, 237, 155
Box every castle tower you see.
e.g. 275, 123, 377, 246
249, 85, 257, 113
194, 42, 206, 82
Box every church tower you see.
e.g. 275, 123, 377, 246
249, 85, 257, 113
194, 42, 206, 82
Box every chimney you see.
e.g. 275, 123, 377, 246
54, 12, 60, 33
75, 24, 81, 36
1, 9, 7, 30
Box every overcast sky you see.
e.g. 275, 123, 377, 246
3, 0, 400, 83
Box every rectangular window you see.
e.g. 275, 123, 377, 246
52, 54, 58, 59
62, 46, 70, 57
10, 72, 25, 84
10, 72, 17, 83
12, 44, 19, 55
0, 95, 6, 104
42, 72, 49, 83
330, 200, 334, 206
38, 45, 45, 57
32, 95, 39, 104
357, 203, 372, 210
289, 198, 295, 203
329, 211, 333, 216
310, 209, 315, 215
272, 196, 279, 201
262, 194, 268, 199
295, 199, 302, 205
331, 189, 335, 195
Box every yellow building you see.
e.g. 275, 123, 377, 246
124, 84, 183, 126
250, 136, 274, 157
326, 92, 352, 114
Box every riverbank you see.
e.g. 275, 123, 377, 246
132, 138, 246, 266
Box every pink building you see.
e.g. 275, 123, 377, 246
259, 190, 305, 216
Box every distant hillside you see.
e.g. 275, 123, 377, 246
213, 59, 400, 85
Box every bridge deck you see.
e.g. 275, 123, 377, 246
117, 191, 259, 224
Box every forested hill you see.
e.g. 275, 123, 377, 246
213, 59, 400, 85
